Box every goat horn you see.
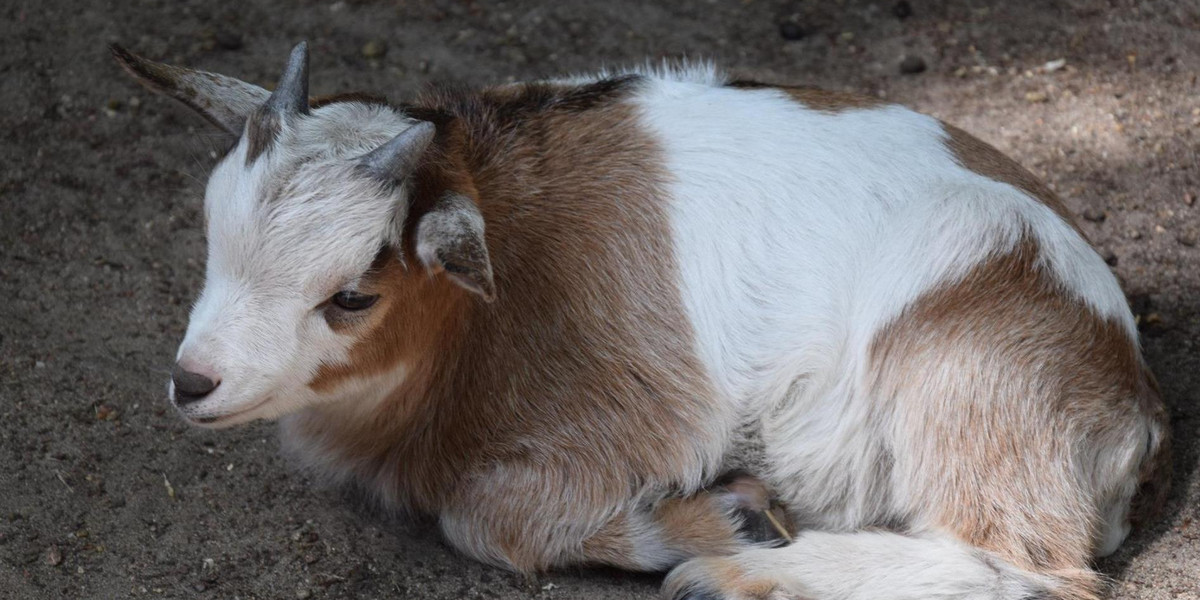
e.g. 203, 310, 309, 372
264, 41, 309, 116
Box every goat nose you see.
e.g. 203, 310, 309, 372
171, 362, 220, 405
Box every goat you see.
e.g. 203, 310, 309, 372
114, 42, 1170, 600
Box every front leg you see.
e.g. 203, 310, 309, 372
584, 475, 793, 571
438, 465, 790, 573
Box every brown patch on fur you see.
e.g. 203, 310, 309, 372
578, 512, 639, 569
729, 79, 887, 112
243, 107, 280, 165
943, 123, 1085, 233
299, 75, 726, 572
310, 255, 464, 392
870, 238, 1168, 594
655, 494, 747, 557
663, 555, 788, 600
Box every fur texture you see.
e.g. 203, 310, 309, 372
115, 46, 1170, 600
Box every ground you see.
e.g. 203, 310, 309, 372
1, 0, 1197, 598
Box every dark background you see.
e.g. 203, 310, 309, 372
1, 0, 1197, 598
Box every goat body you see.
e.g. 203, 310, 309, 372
115, 44, 1170, 600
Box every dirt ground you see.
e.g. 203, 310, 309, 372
1, 0, 1198, 598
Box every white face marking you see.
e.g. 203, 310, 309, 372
171, 102, 422, 427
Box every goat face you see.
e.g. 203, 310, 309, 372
177, 109, 424, 426
114, 43, 480, 427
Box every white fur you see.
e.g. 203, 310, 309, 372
633, 75, 1132, 402
666, 531, 1053, 600
626, 71, 1143, 595
174, 103, 422, 426
631, 73, 1137, 507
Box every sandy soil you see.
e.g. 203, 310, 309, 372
1, 0, 1197, 598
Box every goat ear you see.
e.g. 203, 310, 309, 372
110, 44, 270, 135
415, 193, 496, 302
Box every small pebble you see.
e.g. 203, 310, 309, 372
1177, 232, 1197, 247
899, 55, 927, 75
779, 22, 805, 41
1184, 191, 1195, 206
1024, 91, 1048, 103
1042, 58, 1067, 73
45, 546, 62, 566
1082, 208, 1106, 222
361, 40, 387, 59
297, 589, 312, 599
892, 0, 913, 19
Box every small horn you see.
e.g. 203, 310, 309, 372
264, 41, 309, 116
359, 122, 436, 182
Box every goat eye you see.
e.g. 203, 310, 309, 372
330, 290, 378, 311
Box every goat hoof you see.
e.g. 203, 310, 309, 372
713, 473, 794, 546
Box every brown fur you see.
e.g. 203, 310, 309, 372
298, 76, 742, 571
579, 490, 756, 571
943, 123, 1083, 232
662, 554, 790, 600
780, 87, 887, 112
655, 494, 748, 557
869, 239, 1169, 598
728, 79, 887, 113
243, 107, 280, 165
943, 119, 1173, 529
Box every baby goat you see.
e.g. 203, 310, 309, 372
115, 42, 1170, 600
